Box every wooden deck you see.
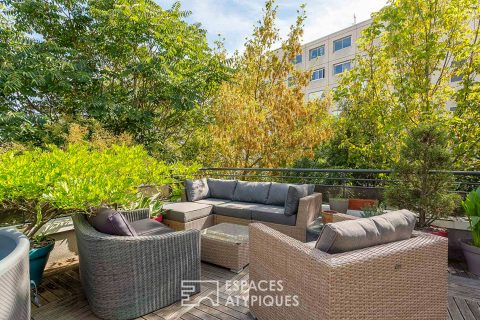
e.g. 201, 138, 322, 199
32, 262, 480, 320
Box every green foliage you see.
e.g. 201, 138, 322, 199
333, 0, 480, 170
385, 124, 461, 227
462, 188, 480, 247
0, 0, 229, 160
360, 203, 386, 218
0, 143, 199, 238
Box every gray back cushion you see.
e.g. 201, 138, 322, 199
266, 183, 292, 205
88, 208, 137, 236
315, 210, 416, 254
268, 183, 314, 207
233, 181, 272, 204
284, 185, 311, 216
207, 179, 238, 200
185, 178, 210, 201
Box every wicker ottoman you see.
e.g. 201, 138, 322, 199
201, 223, 249, 273
162, 202, 214, 231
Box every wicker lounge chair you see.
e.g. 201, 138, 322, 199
249, 222, 448, 320
72, 210, 201, 320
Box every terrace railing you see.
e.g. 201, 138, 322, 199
196, 167, 480, 202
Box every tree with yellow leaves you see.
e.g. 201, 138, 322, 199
204, 0, 332, 168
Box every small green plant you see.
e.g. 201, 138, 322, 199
462, 187, 480, 248
361, 203, 386, 218
129, 193, 165, 218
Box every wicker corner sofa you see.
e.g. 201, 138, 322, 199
163, 179, 323, 242
248, 217, 448, 320
72, 209, 201, 320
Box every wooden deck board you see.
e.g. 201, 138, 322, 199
32, 262, 480, 320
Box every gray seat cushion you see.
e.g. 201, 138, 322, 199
184, 178, 210, 201
251, 204, 296, 226
213, 201, 257, 219
284, 185, 313, 216
266, 183, 292, 205
195, 198, 232, 206
207, 179, 238, 200
233, 181, 272, 204
88, 208, 137, 236
315, 210, 417, 254
130, 219, 174, 236
163, 202, 212, 222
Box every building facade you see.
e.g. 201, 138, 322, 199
289, 19, 461, 112
292, 19, 371, 106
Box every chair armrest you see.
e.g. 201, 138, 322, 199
296, 192, 322, 228
121, 208, 150, 222
249, 223, 331, 320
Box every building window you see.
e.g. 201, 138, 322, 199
309, 46, 325, 60
308, 91, 324, 101
333, 36, 351, 52
311, 68, 325, 81
292, 54, 302, 64
287, 76, 295, 87
334, 61, 351, 75
451, 60, 465, 82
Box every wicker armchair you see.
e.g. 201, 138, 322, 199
249, 223, 448, 320
72, 210, 201, 320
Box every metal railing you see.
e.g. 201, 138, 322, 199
197, 167, 480, 201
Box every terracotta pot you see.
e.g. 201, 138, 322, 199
329, 198, 349, 214
322, 210, 338, 224
461, 240, 480, 276
154, 215, 164, 223
348, 198, 378, 210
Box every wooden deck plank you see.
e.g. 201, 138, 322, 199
32, 262, 480, 320
454, 297, 476, 320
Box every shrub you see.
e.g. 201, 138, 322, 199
0, 144, 199, 239
385, 124, 461, 228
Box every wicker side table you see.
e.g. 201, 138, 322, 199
201, 223, 249, 273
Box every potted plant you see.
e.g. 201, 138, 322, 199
0, 143, 199, 289
460, 187, 480, 275
328, 191, 349, 214
360, 202, 386, 218
349, 198, 378, 211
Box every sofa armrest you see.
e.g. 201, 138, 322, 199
120, 208, 150, 222
296, 192, 322, 228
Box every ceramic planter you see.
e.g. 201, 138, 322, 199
460, 240, 480, 276
348, 198, 379, 210
29, 241, 54, 287
329, 198, 349, 214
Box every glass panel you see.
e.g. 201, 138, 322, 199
334, 64, 343, 74
344, 62, 351, 71
201, 223, 249, 243
343, 36, 351, 48
334, 40, 342, 52
319, 68, 325, 78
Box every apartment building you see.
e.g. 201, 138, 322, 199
291, 19, 372, 105
289, 19, 461, 112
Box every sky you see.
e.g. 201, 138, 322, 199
155, 0, 388, 53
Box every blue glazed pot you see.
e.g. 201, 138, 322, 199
29, 241, 54, 287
